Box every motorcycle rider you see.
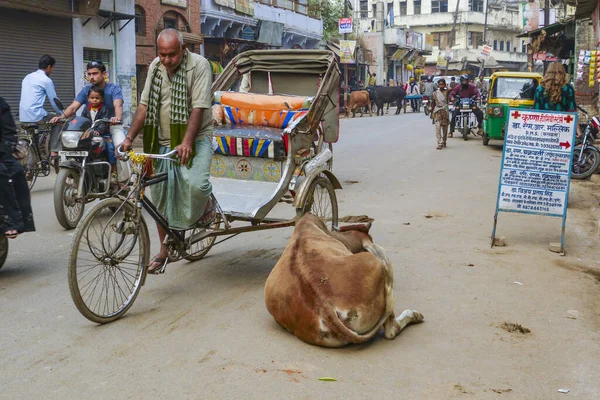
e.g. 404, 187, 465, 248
405, 77, 421, 112
50, 60, 129, 182
423, 77, 436, 98
449, 74, 484, 135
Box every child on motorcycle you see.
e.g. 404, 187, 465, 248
81, 86, 117, 177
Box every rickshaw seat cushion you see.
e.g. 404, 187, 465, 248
212, 125, 287, 160
213, 91, 313, 130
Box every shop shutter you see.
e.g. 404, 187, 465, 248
0, 8, 74, 119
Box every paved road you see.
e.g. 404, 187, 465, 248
2, 111, 600, 399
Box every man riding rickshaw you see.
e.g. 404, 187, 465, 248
482, 72, 542, 146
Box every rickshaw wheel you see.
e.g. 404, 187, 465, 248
296, 176, 338, 231
482, 132, 489, 146
0, 235, 8, 270
182, 215, 222, 262
68, 197, 149, 324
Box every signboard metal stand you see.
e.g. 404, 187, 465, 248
491, 109, 577, 255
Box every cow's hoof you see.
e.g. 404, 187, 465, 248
411, 310, 425, 323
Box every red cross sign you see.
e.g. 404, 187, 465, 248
564, 115, 573, 124
511, 111, 521, 119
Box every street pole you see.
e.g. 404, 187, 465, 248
481, 0, 489, 76
544, 0, 550, 29
343, 0, 349, 107
444, 0, 461, 76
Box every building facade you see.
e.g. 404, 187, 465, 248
134, 0, 204, 99
200, 0, 323, 73
0, 0, 137, 120
354, 0, 528, 77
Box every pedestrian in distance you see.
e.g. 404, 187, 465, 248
449, 76, 458, 90
120, 28, 216, 274
0, 97, 35, 239
19, 54, 64, 165
431, 79, 451, 149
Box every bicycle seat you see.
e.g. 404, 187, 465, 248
20, 122, 39, 128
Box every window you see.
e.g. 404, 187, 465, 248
359, 0, 368, 18
492, 77, 538, 99
499, 40, 504, 51
400, 2, 407, 15
493, 40, 498, 50
432, 0, 448, 12
414, 0, 421, 14
469, 0, 484, 12
163, 17, 177, 29
468, 32, 483, 48
522, 40, 526, 53
432, 32, 450, 48
506, 41, 511, 52
134, 6, 145, 37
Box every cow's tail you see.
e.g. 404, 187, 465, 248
322, 242, 395, 344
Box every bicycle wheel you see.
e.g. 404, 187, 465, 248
296, 176, 339, 230
20, 151, 38, 190
0, 235, 8, 271
68, 197, 149, 324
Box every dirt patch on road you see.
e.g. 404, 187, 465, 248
500, 322, 531, 334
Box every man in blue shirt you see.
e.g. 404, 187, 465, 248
51, 60, 129, 181
19, 55, 62, 123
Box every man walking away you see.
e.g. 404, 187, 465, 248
19, 55, 63, 165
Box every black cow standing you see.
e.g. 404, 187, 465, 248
369, 86, 406, 116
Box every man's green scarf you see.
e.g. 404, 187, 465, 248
143, 50, 193, 157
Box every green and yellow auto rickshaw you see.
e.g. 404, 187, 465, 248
482, 72, 543, 146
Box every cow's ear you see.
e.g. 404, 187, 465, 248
339, 223, 371, 233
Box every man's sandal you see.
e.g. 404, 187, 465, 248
4, 230, 18, 239
147, 257, 168, 275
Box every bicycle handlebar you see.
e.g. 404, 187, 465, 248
116, 146, 178, 160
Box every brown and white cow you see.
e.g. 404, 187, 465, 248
344, 90, 372, 118
264, 213, 423, 347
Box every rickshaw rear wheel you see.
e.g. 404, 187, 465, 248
68, 197, 149, 324
482, 132, 489, 146
182, 215, 222, 261
296, 176, 339, 231
0, 236, 8, 270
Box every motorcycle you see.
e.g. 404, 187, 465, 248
423, 94, 430, 116
54, 117, 121, 229
571, 107, 600, 180
452, 96, 479, 141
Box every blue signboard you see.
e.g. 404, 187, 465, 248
491, 109, 577, 253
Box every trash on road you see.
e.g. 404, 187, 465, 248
566, 310, 579, 319
557, 388, 570, 394
319, 377, 337, 382
513, 281, 523, 285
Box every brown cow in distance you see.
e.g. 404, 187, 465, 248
344, 90, 372, 118
264, 213, 424, 347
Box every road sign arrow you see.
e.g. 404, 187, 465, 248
559, 141, 571, 149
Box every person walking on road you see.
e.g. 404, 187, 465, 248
120, 29, 215, 274
1, 97, 35, 239
431, 79, 450, 149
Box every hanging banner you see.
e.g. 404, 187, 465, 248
481, 45, 492, 57
339, 40, 357, 64
339, 18, 353, 34
436, 55, 447, 67
491, 109, 577, 253
391, 48, 407, 61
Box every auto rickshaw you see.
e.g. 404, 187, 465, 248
482, 72, 543, 145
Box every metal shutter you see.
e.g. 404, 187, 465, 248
0, 8, 74, 119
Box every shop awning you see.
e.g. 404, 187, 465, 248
0, 0, 98, 18
181, 32, 204, 45
564, 0, 597, 19
517, 18, 574, 38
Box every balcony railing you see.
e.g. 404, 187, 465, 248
256, 0, 321, 19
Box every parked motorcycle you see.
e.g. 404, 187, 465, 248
452, 96, 479, 141
54, 117, 121, 229
571, 107, 600, 180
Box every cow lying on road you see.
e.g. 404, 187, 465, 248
264, 213, 424, 347
344, 90, 372, 118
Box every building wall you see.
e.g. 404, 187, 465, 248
72, 0, 137, 116
135, 0, 201, 66
253, 3, 322, 40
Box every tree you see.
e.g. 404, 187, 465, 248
309, 0, 344, 41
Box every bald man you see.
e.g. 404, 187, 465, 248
122, 28, 215, 274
